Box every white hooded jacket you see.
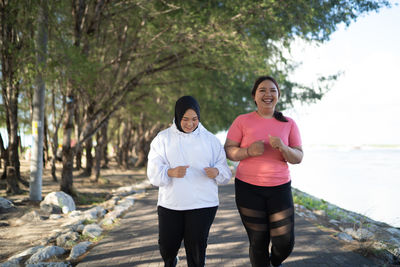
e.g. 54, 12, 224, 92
147, 122, 232, 210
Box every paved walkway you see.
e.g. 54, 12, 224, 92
77, 182, 377, 267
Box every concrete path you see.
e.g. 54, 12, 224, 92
77, 182, 377, 267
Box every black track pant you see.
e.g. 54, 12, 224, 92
235, 179, 295, 267
157, 206, 218, 267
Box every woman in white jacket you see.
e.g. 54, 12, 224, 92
147, 95, 231, 267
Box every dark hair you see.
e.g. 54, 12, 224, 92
174, 95, 201, 132
251, 76, 288, 122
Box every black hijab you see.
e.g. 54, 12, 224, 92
174, 96, 201, 133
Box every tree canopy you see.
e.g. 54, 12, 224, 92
0, 0, 391, 194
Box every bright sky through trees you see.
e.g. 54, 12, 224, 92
286, 2, 400, 146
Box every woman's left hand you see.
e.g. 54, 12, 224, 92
269, 134, 286, 152
204, 167, 219, 179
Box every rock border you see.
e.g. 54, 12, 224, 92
293, 187, 400, 265
0, 180, 151, 267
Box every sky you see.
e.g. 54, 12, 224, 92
284, 2, 400, 146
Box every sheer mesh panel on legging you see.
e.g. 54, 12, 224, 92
238, 206, 268, 231
238, 206, 294, 235
269, 207, 294, 237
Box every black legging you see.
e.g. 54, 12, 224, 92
235, 178, 295, 267
158, 206, 218, 267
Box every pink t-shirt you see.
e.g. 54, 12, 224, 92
227, 111, 302, 187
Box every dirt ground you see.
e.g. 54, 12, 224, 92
0, 159, 147, 262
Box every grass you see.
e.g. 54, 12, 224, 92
82, 219, 97, 225
292, 188, 356, 222
74, 192, 110, 206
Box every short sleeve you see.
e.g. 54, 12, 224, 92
288, 119, 302, 148
227, 116, 243, 143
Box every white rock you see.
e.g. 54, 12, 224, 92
21, 210, 44, 222
386, 227, 400, 237
337, 232, 354, 242
26, 246, 65, 264
61, 218, 83, 228
76, 224, 85, 233
344, 228, 374, 241
329, 219, 340, 226
68, 210, 82, 217
0, 197, 14, 210
389, 236, 400, 246
134, 180, 151, 189
50, 214, 63, 220
119, 197, 135, 208
101, 197, 119, 210
9, 246, 44, 261
357, 228, 374, 240
394, 247, 400, 257
105, 206, 125, 219
2, 246, 44, 266
26, 262, 71, 267
100, 217, 115, 226
41, 192, 76, 214
0, 258, 20, 267
304, 211, 317, 220
56, 231, 80, 248
314, 210, 326, 217
68, 241, 92, 260
112, 185, 136, 196
83, 206, 106, 220
342, 215, 357, 223
82, 224, 103, 238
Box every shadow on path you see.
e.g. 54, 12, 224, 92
77, 182, 377, 267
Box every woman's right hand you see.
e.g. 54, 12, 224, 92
167, 166, 189, 178
247, 140, 265, 157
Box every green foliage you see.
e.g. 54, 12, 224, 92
75, 192, 108, 206
1, 0, 392, 150
292, 188, 355, 222
107, 0, 390, 133
293, 193, 328, 211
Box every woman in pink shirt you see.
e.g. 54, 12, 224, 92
224, 76, 303, 267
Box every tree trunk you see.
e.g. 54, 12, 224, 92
51, 146, 58, 182
83, 137, 93, 176
7, 96, 22, 189
134, 122, 163, 168
60, 94, 75, 195
134, 146, 146, 168
116, 121, 125, 167
74, 104, 82, 170
91, 131, 103, 183
0, 134, 7, 180
43, 116, 49, 167
118, 121, 132, 169
29, 0, 48, 201
101, 121, 109, 169
49, 88, 64, 182
75, 145, 83, 170
0, 1, 23, 192
6, 166, 22, 194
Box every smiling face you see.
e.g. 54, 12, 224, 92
253, 79, 279, 111
180, 109, 199, 133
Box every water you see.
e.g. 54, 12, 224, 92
290, 146, 400, 227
